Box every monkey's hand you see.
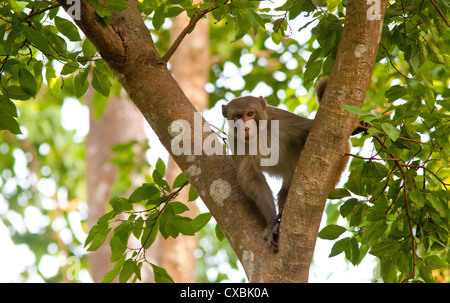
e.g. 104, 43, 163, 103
351, 120, 372, 136
263, 220, 280, 253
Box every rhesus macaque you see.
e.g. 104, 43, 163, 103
222, 77, 369, 252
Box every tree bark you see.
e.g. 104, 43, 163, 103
58, 0, 387, 282
277, 0, 388, 282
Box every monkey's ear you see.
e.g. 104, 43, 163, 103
258, 96, 266, 109
222, 104, 227, 118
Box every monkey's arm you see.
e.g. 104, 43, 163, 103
234, 157, 279, 251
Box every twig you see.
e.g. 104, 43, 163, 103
162, 6, 218, 63
345, 153, 402, 162
380, 42, 410, 82
374, 134, 417, 279
21, 2, 61, 21
430, 0, 450, 28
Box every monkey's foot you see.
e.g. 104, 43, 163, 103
263, 221, 280, 253
352, 120, 372, 135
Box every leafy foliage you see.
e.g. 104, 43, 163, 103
316, 1, 450, 283
84, 159, 211, 283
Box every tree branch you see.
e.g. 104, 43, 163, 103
21, 2, 61, 21
278, 0, 389, 282
162, 7, 217, 63
56, 0, 273, 282
430, 0, 450, 28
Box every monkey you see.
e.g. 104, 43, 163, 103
221, 77, 370, 252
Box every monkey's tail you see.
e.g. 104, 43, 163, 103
315, 76, 329, 103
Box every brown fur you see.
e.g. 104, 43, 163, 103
222, 78, 364, 252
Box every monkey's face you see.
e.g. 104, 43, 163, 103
222, 96, 269, 140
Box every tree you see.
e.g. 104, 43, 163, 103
0, 0, 448, 283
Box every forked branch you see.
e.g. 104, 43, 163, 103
162, 6, 218, 63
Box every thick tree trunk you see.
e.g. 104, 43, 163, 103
278, 0, 388, 282
154, 8, 210, 282
58, 0, 387, 282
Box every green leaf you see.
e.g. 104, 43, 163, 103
119, 259, 134, 283
155, 158, 166, 178
54, 16, 81, 41
408, 190, 425, 207
369, 239, 401, 258
129, 183, 160, 203
23, 27, 56, 57
152, 170, 170, 192
318, 224, 347, 240
84, 223, 112, 251
0, 113, 22, 134
385, 85, 408, 102
380, 259, 398, 282
150, 263, 174, 283
188, 186, 198, 201
0, 95, 17, 117
173, 218, 195, 236
141, 216, 159, 249
168, 201, 189, 214
346, 170, 365, 196
152, 5, 165, 31
235, 10, 252, 40
166, 6, 183, 17
74, 66, 91, 98
424, 255, 446, 270
325, 0, 340, 10
362, 161, 389, 181
132, 216, 144, 239
107, 0, 130, 12
5, 86, 31, 100
92, 65, 111, 97
102, 255, 125, 283
46, 67, 62, 96
427, 43, 444, 65
94, 3, 111, 18
215, 224, 225, 241
328, 188, 351, 200
426, 193, 446, 217
61, 61, 79, 75
346, 237, 360, 265
110, 196, 131, 214
381, 122, 400, 141
190, 212, 211, 232
82, 39, 97, 58
329, 237, 350, 257
303, 60, 322, 82
342, 105, 381, 119
110, 235, 127, 262
19, 68, 37, 96
340, 198, 359, 218
172, 173, 188, 189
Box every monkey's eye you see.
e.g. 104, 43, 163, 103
235, 114, 243, 119
247, 111, 254, 117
